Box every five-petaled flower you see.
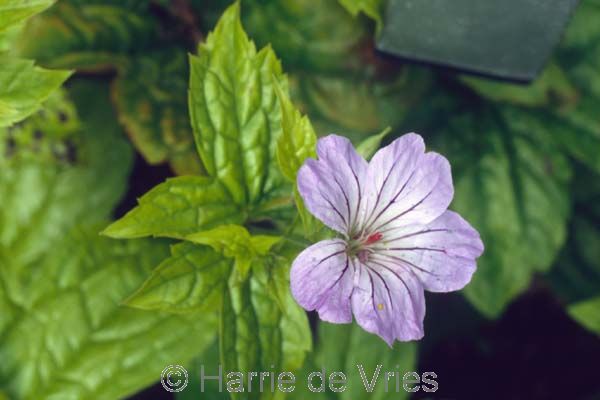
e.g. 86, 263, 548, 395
290, 133, 484, 346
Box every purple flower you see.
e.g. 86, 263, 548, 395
290, 133, 484, 345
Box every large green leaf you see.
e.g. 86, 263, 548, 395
292, 69, 431, 141
0, 227, 217, 399
462, 0, 600, 174
200, 0, 368, 74
0, 80, 132, 264
0, 0, 54, 32
14, 0, 157, 70
0, 57, 71, 127
189, 2, 287, 208
432, 103, 572, 317
111, 48, 203, 175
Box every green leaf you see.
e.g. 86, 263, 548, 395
189, 2, 287, 208
356, 126, 391, 160
462, 1, 600, 174
338, 0, 384, 31
0, 0, 54, 32
186, 224, 280, 280
292, 69, 431, 142
14, 0, 157, 70
433, 104, 572, 317
0, 227, 217, 399
545, 167, 600, 309
209, 0, 368, 74
125, 242, 232, 313
460, 63, 578, 108
102, 176, 244, 239
298, 323, 417, 399
111, 48, 203, 175
273, 79, 322, 238
177, 340, 229, 400
0, 80, 132, 264
0, 57, 71, 127
220, 255, 311, 399
568, 296, 600, 336
294, 186, 323, 240
274, 80, 316, 182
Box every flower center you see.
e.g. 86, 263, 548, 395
348, 231, 383, 263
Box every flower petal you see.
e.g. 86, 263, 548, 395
290, 239, 356, 323
361, 133, 453, 233
372, 211, 484, 292
297, 135, 367, 235
351, 259, 425, 346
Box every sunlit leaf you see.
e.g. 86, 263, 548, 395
0, 227, 217, 399
189, 2, 288, 207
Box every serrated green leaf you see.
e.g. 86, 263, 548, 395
0, 57, 71, 127
189, 2, 287, 208
220, 255, 311, 400
111, 48, 203, 175
0, 80, 132, 264
0, 227, 217, 399
294, 186, 323, 240
338, 0, 383, 31
0, 0, 54, 32
355, 126, 391, 160
126, 242, 232, 313
14, 0, 156, 70
274, 80, 316, 182
102, 176, 244, 239
433, 104, 571, 318
568, 296, 600, 336
186, 224, 280, 280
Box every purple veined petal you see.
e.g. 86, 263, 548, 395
297, 135, 368, 235
351, 258, 425, 346
371, 210, 484, 293
290, 239, 356, 323
361, 133, 453, 233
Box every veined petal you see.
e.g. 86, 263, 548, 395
297, 135, 367, 235
372, 211, 484, 292
351, 259, 425, 346
290, 239, 356, 323
361, 133, 453, 233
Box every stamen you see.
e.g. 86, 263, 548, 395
365, 232, 383, 245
